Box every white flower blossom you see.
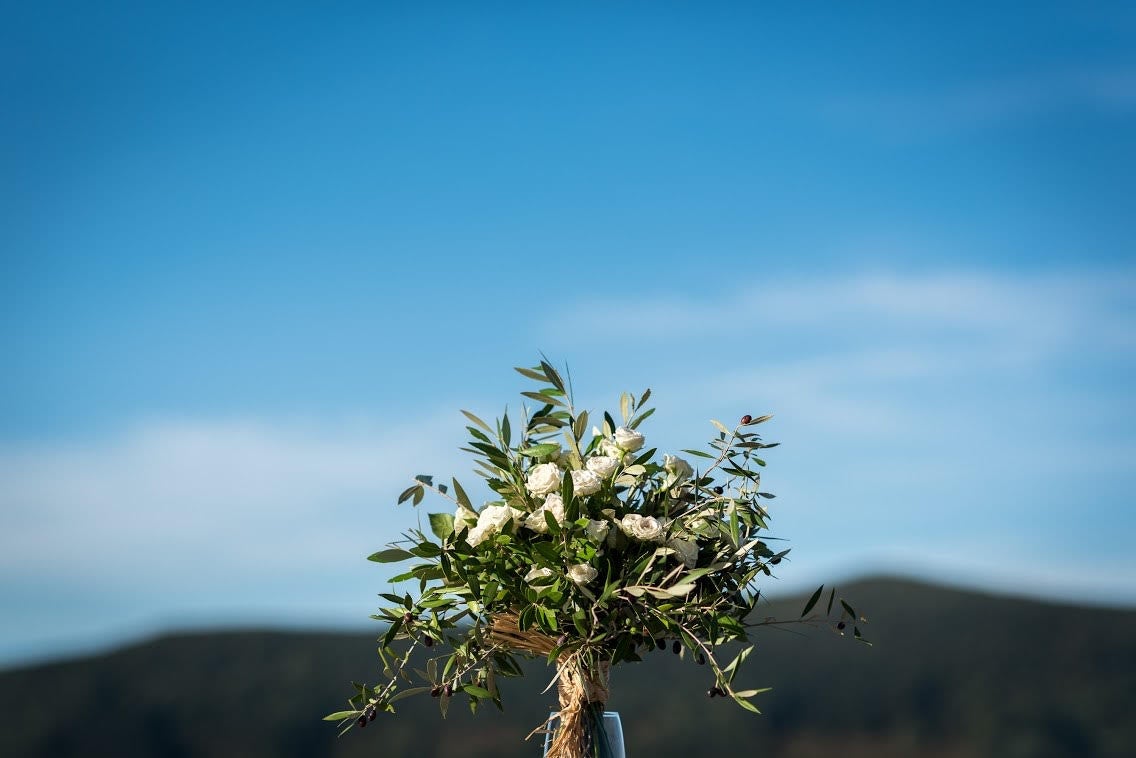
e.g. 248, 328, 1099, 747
613, 426, 645, 452
466, 504, 521, 547
526, 462, 563, 496
584, 519, 610, 543
567, 563, 598, 585
524, 493, 566, 533
663, 454, 694, 488
571, 469, 603, 496
619, 513, 664, 542
599, 438, 626, 460
585, 455, 620, 479
454, 504, 479, 531
524, 566, 555, 584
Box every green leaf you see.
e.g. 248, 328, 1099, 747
461, 410, 493, 433
733, 696, 762, 714
397, 485, 419, 504
732, 687, 771, 698
514, 366, 548, 382
519, 443, 560, 458
428, 513, 455, 540
522, 391, 565, 407
451, 478, 472, 509
801, 584, 824, 617
629, 407, 654, 429
826, 587, 835, 615
840, 599, 857, 620
572, 410, 588, 442
620, 393, 630, 424
323, 710, 358, 721
710, 419, 731, 435
389, 686, 432, 704
463, 685, 493, 699
368, 549, 413, 563
540, 360, 566, 392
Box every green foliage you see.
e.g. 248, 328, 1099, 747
331, 359, 860, 732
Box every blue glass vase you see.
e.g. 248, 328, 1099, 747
542, 708, 625, 758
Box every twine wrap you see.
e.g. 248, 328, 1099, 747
489, 613, 611, 758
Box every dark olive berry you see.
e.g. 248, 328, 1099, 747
707, 688, 717, 698
696, 653, 706, 665
423, 636, 433, 647
368, 710, 377, 722
402, 612, 413, 624
656, 639, 665, 651
672, 641, 681, 654
443, 684, 453, 697
431, 686, 441, 697
741, 414, 753, 425
356, 716, 367, 728
556, 634, 568, 647
837, 621, 846, 630
771, 556, 782, 565
713, 486, 724, 495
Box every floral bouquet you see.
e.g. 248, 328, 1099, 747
327, 360, 864, 757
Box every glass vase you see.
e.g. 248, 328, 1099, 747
542, 708, 625, 758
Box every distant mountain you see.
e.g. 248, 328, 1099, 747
1, 578, 1132, 758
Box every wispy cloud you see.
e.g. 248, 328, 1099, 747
820, 68, 1136, 139
542, 266, 1136, 604
0, 414, 472, 589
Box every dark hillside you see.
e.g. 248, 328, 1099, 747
1, 578, 1132, 757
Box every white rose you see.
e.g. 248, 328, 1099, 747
466, 504, 522, 546
663, 454, 694, 487
524, 566, 555, 585
466, 524, 492, 547
619, 513, 664, 542
526, 462, 563, 496
571, 469, 603, 496
584, 519, 610, 543
524, 493, 566, 533
613, 426, 645, 452
567, 563, 598, 585
665, 538, 699, 569
599, 438, 626, 460
586, 455, 619, 479
454, 505, 479, 531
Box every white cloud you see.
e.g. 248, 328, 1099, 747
542, 265, 1136, 604
0, 413, 468, 580
820, 67, 1136, 139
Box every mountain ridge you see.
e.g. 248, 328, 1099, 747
2, 576, 1132, 757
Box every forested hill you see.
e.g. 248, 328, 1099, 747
2, 578, 1133, 758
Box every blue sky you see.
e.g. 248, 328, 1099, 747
2, 2, 1134, 666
